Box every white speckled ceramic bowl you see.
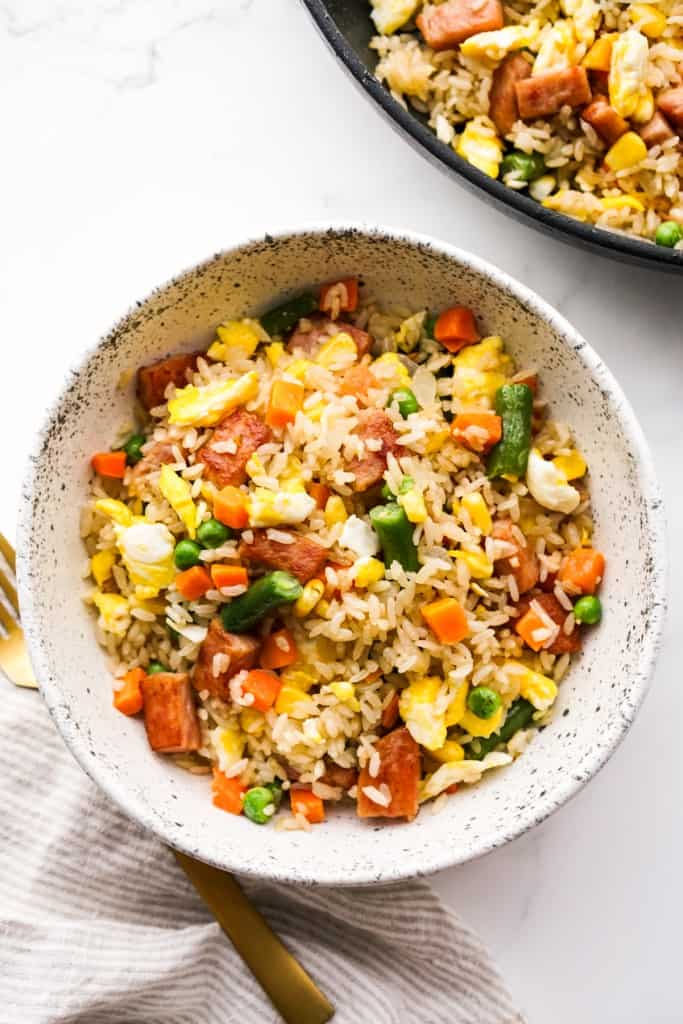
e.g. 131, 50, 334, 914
18, 227, 666, 886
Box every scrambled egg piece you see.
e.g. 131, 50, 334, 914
553, 450, 587, 480
339, 515, 380, 557
399, 677, 447, 751
327, 681, 361, 712
452, 335, 513, 403
419, 751, 512, 801
317, 333, 358, 371
609, 29, 649, 118
247, 488, 316, 528
533, 20, 576, 74
167, 370, 259, 427
395, 312, 425, 353
95, 499, 176, 598
211, 722, 246, 773
371, 352, 411, 389
207, 319, 264, 361
90, 549, 116, 587
561, 0, 600, 45
431, 739, 466, 764
92, 591, 130, 638
461, 23, 539, 62
460, 704, 506, 738
456, 118, 503, 179
502, 661, 558, 712
445, 681, 469, 727
370, 0, 419, 33
159, 465, 199, 539
526, 449, 580, 514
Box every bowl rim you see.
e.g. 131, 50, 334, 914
300, 0, 683, 274
17, 224, 668, 884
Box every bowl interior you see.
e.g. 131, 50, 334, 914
18, 228, 665, 884
303, 1, 681, 273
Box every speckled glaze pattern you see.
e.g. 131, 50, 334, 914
17, 227, 667, 886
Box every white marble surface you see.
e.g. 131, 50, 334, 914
0, 1, 681, 1020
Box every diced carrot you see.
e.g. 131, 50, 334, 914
309, 482, 331, 510
422, 597, 470, 644
451, 411, 502, 452
266, 380, 305, 428
290, 788, 325, 824
175, 565, 212, 601
260, 628, 299, 670
339, 361, 376, 397
113, 667, 145, 716
214, 485, 249, 529
513, 371, 538, 393
242, 669, 282, 712
558, 548, 605, 594
515, 608, 548, 652
212, 768, 246, 815
434, 306, 480, 354
319, 277, 359, 314
446, 783, 459, 795
210, 564, 249, 589
91, 451, 127, 478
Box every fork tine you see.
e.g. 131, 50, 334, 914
0, 597, 16, 633
0, 531, 16, 574
0, 567, 18, 616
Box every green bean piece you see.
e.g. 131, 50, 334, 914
174, 539, 203, 570
220, 571, 302, 634
147, 660, 168, 675
260, 293, 318, 337
466, 698, 535, 760
573, 595, 602, 625
467, 686, 502, 720
487, 384, 534, 480
122, 433, 146, 466
243, 786, 277, 825
266, 780, 284, 810
501, 150, 546, 183
369, 502, 419, 572
197, 517, 233, 548
423, 312, 437, 339
388, 387, 420, 418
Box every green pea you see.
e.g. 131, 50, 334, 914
174, 539, 203, 570
501, 150, 546, 183
243, 786, 278, 825
655, 221, 683, 248
573, 595, 602, 625
122, 433, 146, 466
467, 686, 502, 720
388, 387, 420, 419
197, 517, 233, 548
147, 660, 168, 675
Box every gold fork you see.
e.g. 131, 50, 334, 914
0, 531, 334, 1024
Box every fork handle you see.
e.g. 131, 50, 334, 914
173, 851, 334, 1024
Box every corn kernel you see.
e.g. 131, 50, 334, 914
431, 739, 466, 764
324, 495, 348, 527
461, 491, 493, 534
315, 599, 331, 618
281, 665, 318, 692
398, 488, 428, 524
245, 453, 266, 480
275, 685, 312, 717
240, 708, 265, 735
294, 578, 325, 617
553, 450, 587, 479
266, 342, 284, 367
399, 677, 447, 751
460, 704, 505, 738
91, 549, 116, 587
605, 131, 647, 171
601, 194, 645, 212
629, 3, 666, 37
424, 428, 450, 454
353, 557, 385, 588
371, 352, 410, 388
445, 681, 469, 727
215, 319, 261, 357
582, 32, 618, 70
452, 548, 494, 580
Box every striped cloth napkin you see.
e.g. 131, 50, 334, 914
0, 681, 523, 1024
